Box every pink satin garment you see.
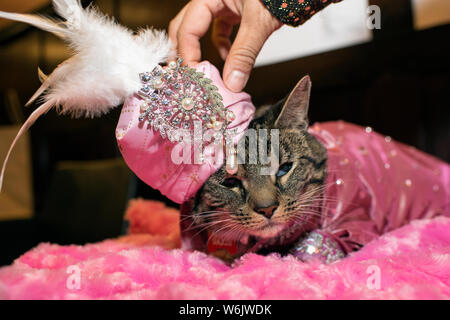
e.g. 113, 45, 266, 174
308, 121, 450, 252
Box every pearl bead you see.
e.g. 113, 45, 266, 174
140, 103, 148, 112
168, 61, 177, 70
226, 153, 238, 175
185, 115, 190, 121
336, 179, 343, 185
365, 127, 373, 133
153, 78, 163, 89
213, 121, 223, 131
405, 179, 412, 187
226, 111, 236, 122
181, 97, 194, 110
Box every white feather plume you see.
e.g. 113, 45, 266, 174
0, 0, 172, 190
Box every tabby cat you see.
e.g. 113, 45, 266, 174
180, 76, 449, 263
180, 76, 332, 261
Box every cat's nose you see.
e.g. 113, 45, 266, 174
254, 203, 279, 219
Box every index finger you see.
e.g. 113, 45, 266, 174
177, 0, 225, 66
168, 3, 189, 50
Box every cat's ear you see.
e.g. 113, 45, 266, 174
274, 75, 311, 130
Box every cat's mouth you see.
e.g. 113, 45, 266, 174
249, 222, 285, 239
246, 218, 307, 247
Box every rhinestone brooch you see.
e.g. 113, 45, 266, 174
138, 59, 236, 145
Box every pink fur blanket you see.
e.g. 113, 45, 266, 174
1, 199, 449, 299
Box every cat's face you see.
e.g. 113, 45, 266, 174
184, 76, 327, 244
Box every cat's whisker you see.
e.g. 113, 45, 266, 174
179, 211, 236, 231
179, 210, 230, 222
206, 221, 242, 244
189, 219, 236, 240
189, 217, 233, 230
219, 224, 246, 242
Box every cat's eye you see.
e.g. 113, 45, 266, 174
276, 162, 293, 177
221, 177, 242, 189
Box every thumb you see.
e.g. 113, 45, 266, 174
223, 5, 279, 92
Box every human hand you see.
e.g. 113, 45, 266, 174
169, 0, 282, 92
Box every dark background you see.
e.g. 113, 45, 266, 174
0, 0, 448, 266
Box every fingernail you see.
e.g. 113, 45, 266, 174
226, 70, 249, 92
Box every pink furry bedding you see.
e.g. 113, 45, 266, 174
1, 199, 449, 299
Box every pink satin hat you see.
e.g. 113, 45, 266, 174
116, 61, 255, 204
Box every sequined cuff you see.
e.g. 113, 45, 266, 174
261, 0, 343, 27
291, 230, 345, 264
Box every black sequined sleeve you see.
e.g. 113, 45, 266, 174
261, 0, 343, 27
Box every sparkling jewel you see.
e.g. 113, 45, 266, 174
151, 67, 162, 76
336, 179, 343, 185
116, 129, 125, 139
405, 179, 412, 187
138, 58, 231, 146
140, 73, 151, 82
168, 61, 177, 69
365, 127, 372, 133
